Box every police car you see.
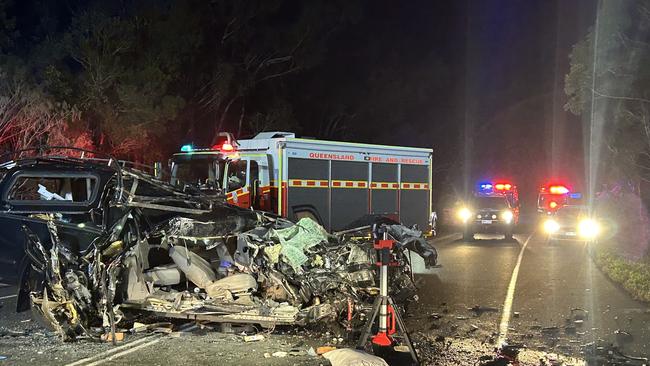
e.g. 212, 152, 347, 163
457, 182, 519, 241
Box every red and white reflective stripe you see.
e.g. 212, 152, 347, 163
401, 182, 429, 190
370, 182, 399, 189
331, 180, 367, 188
288, 179, 329, 188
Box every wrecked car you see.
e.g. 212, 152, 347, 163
0, 148, 437, 341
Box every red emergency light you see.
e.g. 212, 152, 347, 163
495, 183, 512, 191
549, 185, 569, 195
211, 142, 235, 152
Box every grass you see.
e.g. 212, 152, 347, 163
592, 243, 650, 302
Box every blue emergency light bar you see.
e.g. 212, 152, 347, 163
478, 182, 493, 191
180, 144, 193, 152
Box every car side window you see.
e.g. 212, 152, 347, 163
7, 175, 97, 203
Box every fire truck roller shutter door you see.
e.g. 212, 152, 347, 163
330, 160, 369, 231
287, 158, 330, 229
400, 164, 429, 230
371, 163, 398, 220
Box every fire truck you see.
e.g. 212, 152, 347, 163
537, 183, 582, 214
456, 181, 520, 241
169, 132, 434, 233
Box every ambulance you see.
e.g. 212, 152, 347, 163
169, 132, 434, 233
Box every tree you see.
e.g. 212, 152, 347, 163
565, 0, 650, 187
0, 64, 77, 151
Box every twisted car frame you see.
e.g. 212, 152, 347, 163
0, 147, 437, 341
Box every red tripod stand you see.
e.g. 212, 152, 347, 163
356, 224, 419, 365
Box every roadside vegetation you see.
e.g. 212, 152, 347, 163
592, 190, 650, 302
593, 243, 650, 302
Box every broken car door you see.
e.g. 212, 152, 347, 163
0, 170, 104, 283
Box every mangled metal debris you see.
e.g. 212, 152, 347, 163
3, 154, 437, 342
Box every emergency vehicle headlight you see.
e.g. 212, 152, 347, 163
543, 219, 560, 234
502, 210, 514, 224
578, 219, 599, 239
457, 208, 472, 222
549, 201, 558, 209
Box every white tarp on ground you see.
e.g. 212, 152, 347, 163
322, 349, 389, 366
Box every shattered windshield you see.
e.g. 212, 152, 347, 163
173, 158, 224, 188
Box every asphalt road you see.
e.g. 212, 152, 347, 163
1, 225, 649, 365
408, 227, 650, 363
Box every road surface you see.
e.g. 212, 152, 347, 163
407, 227, 650, 363
1, 225, 649, 365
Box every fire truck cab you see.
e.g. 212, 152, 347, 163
170, 132, 434, 233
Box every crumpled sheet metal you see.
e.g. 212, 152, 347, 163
26, 199, 432, 341
268, 217, 330, 270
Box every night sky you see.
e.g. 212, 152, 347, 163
295, 0, 596, 208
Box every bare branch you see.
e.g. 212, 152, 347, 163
593, 89, 650, 104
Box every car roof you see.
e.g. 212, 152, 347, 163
1, 157, 117, 173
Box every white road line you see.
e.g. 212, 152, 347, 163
496, 233, 534, 346
0, 294, 17, 300
65, 336, 159, 366
84, 338, 161, 366
65, 324, 198, 366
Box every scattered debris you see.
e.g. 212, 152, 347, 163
513, 312, 520, 318
393, 345, 410, 353
468, 305, 499, 316
614, 329, 633, 344
478, 343, 524, 366
570, 308, 588, 321
243, 334, 265, 342
317, 346, 337, 355
271, 351, 288, 358
100, 332, 124, 343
